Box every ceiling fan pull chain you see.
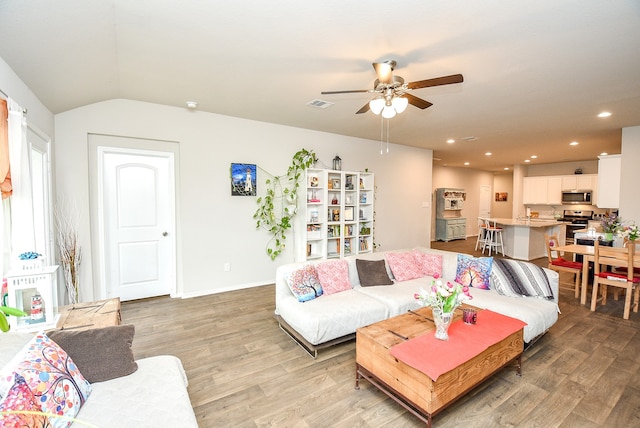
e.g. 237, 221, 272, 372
386, 118, 390, 153
380, 113, 384, 155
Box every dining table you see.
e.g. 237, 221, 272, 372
554, 243, 640, 305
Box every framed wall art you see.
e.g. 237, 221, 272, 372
231, 163, 257, 196
495, 192, 508, 202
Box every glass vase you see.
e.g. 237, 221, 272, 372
432, 308, 454, 341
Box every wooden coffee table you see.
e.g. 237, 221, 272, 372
355, 306, 524, 427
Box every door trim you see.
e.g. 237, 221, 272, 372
88, 134, 181, 301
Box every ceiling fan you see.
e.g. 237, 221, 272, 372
321, 60, 463, 118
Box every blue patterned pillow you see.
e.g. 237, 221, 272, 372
455, 254, 493, 289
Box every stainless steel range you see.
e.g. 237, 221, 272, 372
559, 209, 593, 244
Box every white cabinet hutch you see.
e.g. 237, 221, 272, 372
435, 188, 467, 241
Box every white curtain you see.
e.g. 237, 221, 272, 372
7, 98, 35, 257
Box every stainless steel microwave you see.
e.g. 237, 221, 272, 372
561, 190, 592, 205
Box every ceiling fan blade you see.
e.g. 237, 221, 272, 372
404, 93, 433, 110
321, 89, 369, 95
372, 61, 395, 85
406, 74, 464, 90
355, 102, 370, 114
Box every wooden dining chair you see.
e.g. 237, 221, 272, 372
590, 240, 640, 320
545, 233, 582, 299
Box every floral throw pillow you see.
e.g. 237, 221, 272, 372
314, 260, 351, 295
284, 265, 324, 302
0, 373, 52, 427
385, 251, 424, 282
455, 254, 493, 289
0, 333, 91, 428
413, 251, 443, 277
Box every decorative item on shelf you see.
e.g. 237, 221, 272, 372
332, 155, 342, 171
30, 293, 45, 323
332, 195, 339, 205
414, 273, 473, 341
17, 251, 44, 272
360, 193, 367, 203
601, 213, 622, 241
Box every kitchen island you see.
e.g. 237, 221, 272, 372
489, 218, 567, 261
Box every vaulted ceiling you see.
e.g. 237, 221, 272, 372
1, 0, 639, 171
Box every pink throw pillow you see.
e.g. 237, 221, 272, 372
413, 251, 443, 277
314, 260, 351, 295
385, 252, 423, 282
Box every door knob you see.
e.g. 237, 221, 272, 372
162, 231, 168, 237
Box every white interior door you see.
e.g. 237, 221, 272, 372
100, 148, 175, 301
479, 185, 492, 218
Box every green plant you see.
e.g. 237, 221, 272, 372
0, 306, 27, 332
254, 149, 317, 260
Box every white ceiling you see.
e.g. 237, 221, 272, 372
1, 0, 639, 172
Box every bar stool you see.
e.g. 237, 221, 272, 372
483, 219, 505, 256
475, 217, 489, 251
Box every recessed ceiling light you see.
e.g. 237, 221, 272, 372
485, 152, 492, 156
524, 159, 531, 163
464, 162, 470, 166
185, 101, 198, 109
446, 139, 455, 144
570, 141, 579, 146
600, 152, 608, 156
598, 111, 612, 118
504, 167, 510, 171
530, 155, 538, 159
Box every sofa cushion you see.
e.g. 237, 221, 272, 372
283, 265, 324, 302
385, 251, 423, 282
413, 251, 442, 277
47, 325, 138, 383
76, 355, 198, 427
276, 289, 389, 345
455, 254, 493, 289
0, 373, 52, 427
315, 260, 351, 295
491, 259, 554, 300
356, 259, 393, 286
0, 332, 91, 428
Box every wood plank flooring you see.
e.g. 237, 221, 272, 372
121, 239, 640, 427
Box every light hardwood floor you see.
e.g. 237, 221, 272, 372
122, 240, 640, 427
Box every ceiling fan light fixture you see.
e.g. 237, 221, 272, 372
381, 105, 396, 119
392, 96, 408, 113
369, 98, 385, 115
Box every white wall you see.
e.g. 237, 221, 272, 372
491, 173, 514, 218
620, 126, 640, 222
0, 56, 54, 137
55, 99, 433, 300
432, 166, 495, 238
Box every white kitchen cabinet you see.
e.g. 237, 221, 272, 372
547, 176, 562, 205
561, 174, 597, 191
526, 174, 597, 205
523, 176, 548, 204
597, 154, 621, 209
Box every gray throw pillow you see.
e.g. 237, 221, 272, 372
356, 259, 394, 286
47, 324, 138, 383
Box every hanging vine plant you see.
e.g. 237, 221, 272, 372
254, 148, 317, 260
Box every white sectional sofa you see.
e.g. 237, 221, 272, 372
275, 248, 559, 357
0, 330, 198, 427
